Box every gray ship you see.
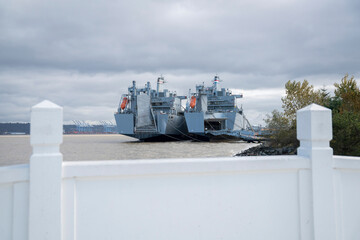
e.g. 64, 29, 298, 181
114, 77, 188, 141
184, 76, 255, 141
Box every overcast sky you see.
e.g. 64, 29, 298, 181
1, 0, 359, 125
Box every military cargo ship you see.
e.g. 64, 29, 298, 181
114, 77, 188, 141
184, 76, 255, 141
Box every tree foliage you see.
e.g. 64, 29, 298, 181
330, 74, 360, 155
281, 80, 323, 121
264, 110, 297, 147
265, 80, 324, 148
331, 111, 360, 156
265, 75, 360, 156
333, 74, 360, 113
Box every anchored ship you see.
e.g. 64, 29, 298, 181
184, 76, 256, 141
114, 77, 188, 141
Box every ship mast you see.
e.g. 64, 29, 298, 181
213, 75, 221, 95
156, 75, 166, 95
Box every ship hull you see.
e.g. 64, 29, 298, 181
114, 113, 188, 141
184, 111, 261, 142
122, 133, 187, 142
187, 132, 243, 142
187, 131, 262, 142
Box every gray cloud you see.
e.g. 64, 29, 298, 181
0, 0, 359, 123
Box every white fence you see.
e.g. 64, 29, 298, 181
1, 101, 360, 240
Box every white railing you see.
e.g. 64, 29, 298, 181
1, 101, 360, 240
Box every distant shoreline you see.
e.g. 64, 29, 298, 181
0, 134, 130, 138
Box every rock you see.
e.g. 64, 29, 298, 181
234, 144, 297, 157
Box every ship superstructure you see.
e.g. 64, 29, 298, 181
184, 76, 253, 141
114, 77, 188, 141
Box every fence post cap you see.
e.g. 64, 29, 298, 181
32, 100, 62, 110
297, 103, 328, 113
297, 103, 332, 142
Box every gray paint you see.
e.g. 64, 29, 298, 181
114, 78, 187, 140
185, 112, 204, 133
114, 114, 134, 134
185, 76, 255, 140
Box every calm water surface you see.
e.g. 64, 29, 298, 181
0, 135, 258, 166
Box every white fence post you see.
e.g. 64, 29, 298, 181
297, 104, 336, 240
28, 100, 63, 240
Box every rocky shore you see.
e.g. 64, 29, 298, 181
235, 143, 297, 156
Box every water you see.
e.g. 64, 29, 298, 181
0, 135, 258, 166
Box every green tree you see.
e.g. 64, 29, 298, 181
265, 74, 360, 156
264, 110, 297, 147
331, 111, 360, 156
330, 74, 360, 155
281, 80, 323, 121
265, 75, 360, 156
333, 74, 360, 113
265, 80, 324, 148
